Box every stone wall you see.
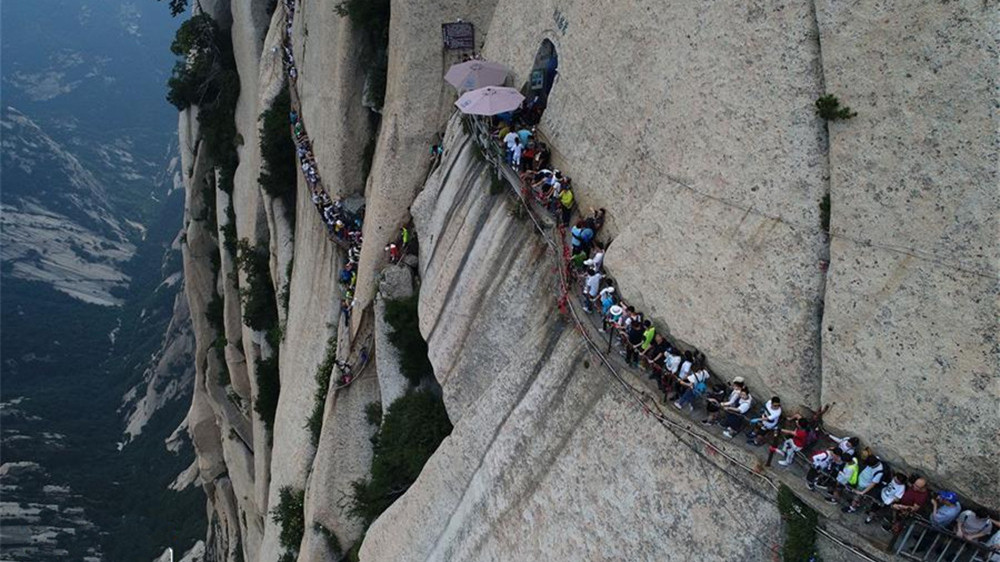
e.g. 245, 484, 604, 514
486, 0, 830, 412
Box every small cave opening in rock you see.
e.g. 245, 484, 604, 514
518, 38, 558, 126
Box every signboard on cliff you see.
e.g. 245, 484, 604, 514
442, 22, 475, 50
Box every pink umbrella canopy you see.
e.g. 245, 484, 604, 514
454, 86, 525, 116
444, 60, 509, 91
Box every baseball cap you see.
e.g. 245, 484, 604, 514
938, 491, 958, 503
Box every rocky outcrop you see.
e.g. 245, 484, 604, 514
350, 0, 498, 326
178, 0, 998, 560
362, 118, 783, 561
121, 289, 196, 442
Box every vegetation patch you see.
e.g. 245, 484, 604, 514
307, 337, 339, 446
348, 390, 452, 528
815, 94, 857, 121
383, 295, 433, 385
313, 523, 343, 559
254, 353, 281, 433
259, 83, 298, 208
490, 174, 505, 195
234, 239, 278, 332
334, 0, 390, 109
777, 484, 822, 562
271, 486, 305, 562
364, 401, 382, 426
166, 13, 241, 194
221, 204, 238, 260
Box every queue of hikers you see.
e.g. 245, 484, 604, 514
470, 105, 1000, 555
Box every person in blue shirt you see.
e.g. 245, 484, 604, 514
930, 491, 962, 528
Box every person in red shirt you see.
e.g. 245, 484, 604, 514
771, 418, 810, 467
884, 477, 930, 531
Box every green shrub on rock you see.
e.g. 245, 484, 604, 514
815, 94, 857, 121
383, 296, 433, 385
777, 484, 822, 562
271, 486, 305, 561
259, 84, 297, 204
349, 390, 452, 528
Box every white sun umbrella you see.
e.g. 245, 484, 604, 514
454, 86, 525, 116
444, 60, 509, 91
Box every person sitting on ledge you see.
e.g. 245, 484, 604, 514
770, 417, 810, 467
881, 476, 929, 531
842, 455, 886, 513
863, 471, 905, 524
674, 359, 709, 412
826, 455, 860, 504
805, 446, 842, 491
721, 388, 753, 438
704, 377, 745, 425
745, 396, 782, 446
955, 508, 995, 542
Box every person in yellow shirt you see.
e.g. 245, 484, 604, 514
559, 186, 574, 225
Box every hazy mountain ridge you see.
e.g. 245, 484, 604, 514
1, 1, 204, 560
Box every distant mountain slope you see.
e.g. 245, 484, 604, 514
1, 107, 136, 305
0, 1, 204, 560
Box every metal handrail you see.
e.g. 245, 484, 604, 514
895, 519, 995, 562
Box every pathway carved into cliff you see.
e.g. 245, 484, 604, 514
461, 114, 994, 562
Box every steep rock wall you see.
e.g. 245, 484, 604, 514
361, 119, 784, 561
485, 0, 830, 411
178, 1, 999, 560
351, 0, 498, 327
815, 0, 999, 506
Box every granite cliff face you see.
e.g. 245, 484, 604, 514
175, 1, 998, 561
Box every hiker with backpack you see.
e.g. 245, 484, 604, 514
844, 455, 887, 513
805, 447, 843, 491
674, 359, 710, 412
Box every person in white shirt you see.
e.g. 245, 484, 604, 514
828, 434, 860, 458
583, 247, 604, 271
704, 377, 745, 425
955, 509, 995, 542
674, 362, 710, 411
746, 396, 782, 446
582, 269, 603, 312
510, 138, 523, 169
721, 389, 753, 438
985, 526, 1000, 562
863, 472, 905, 524
503, 130, 518, 162
806, 447, 843, 491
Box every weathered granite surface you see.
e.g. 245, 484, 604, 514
360, 121, 784, 561
815, 0, 999, 507
351, 0, 498, 329
178, 1, 999, 560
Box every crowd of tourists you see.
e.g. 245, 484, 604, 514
279, 0, 366, 328
475, 105, 1000, 555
